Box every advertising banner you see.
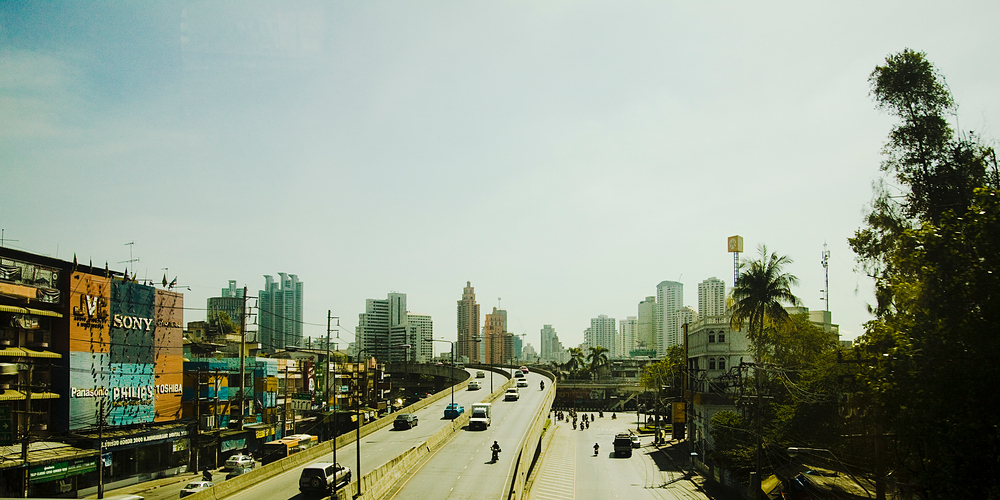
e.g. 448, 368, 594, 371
154, 289, 183, 422
69, 273, 111, 353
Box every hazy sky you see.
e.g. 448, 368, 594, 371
4, 1, 999, 353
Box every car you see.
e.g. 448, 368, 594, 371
226, 465, 252, 480
298, 462, 351, 495
180, 481, 214, 497
630, 434, 641, 448
516, 379, 528, 388
224, 453, 255, 471
394, 413, 418, 429
520, 366, 529, 374
468, 380, 482, 390
476, 371, 485, 378
444, 403, 465, 419
514, 371, 524, 378
504, 388, 519, 401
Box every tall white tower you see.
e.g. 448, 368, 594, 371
656, 281, 684, 355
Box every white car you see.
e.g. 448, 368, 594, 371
180, 481, 214, 497
224, 453, 255, 471
516, 379, 528, 388
504, 388, 519, 401
468, 380, 482, 390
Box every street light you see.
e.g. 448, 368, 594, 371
350, 347, 378, 499
787, 447, 872, 499
425, 338, 458, 406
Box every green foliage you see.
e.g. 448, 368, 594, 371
729, 245, 801, 352
852, 49, 1000, 499
640, 345, 684, 391
586, 346, 610, 377
563, 347, 585, 373
709, 411, 756, 475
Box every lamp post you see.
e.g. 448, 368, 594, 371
425, 338, 458, 406
350, 347, 377, 500
787, 447, 872, 499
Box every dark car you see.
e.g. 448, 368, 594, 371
394, 413, 418, 429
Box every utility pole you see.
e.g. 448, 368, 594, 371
239, 286, 247, 430
97, 398, 105, 499
20, 362, 33, 498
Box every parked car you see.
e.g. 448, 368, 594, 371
224, 453, 255, 471
444, 403, 465, 419
298, 462, 351, 496
516, 379, 528, 388
226, 465, 252, 480
504, 388, 519, 401
180, 481, 214, 497
476, 371, 485, 378
468, 380, 482, 390
394, 413, 419, 429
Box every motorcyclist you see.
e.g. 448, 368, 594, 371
202, 468, 213, 482
540, 380, 545, 390
611, 413, 617, 419
491, 441, 501, 462
594, 443, 600, 455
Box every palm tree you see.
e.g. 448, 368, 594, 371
564, 347, 585, 372
729, 244, 800, 500
587, 346, 610, 377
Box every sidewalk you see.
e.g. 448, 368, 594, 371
84, 466, 221, 499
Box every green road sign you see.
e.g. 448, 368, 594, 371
0, 406, 12, 446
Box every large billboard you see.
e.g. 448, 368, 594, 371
68, 274, 184, 429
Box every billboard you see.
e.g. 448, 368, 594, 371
68, 274, 184, 429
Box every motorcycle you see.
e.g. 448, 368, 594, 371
594, 443, 600, 455
611, 413, 617, 420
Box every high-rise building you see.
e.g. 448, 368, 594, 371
483, 307, 509, 364
407, 313, 434, 363
698, 277, 727, 318
258, 273, 303, 353
585, 314, 617, 357
357, 292, 410, 363
540, 324, 567, 363
513, 335, 523, 360
637, 296, 656, 352
456, 281, 481, 364
656, 280, 684, 355
522, 343, 538, 362
619, 316, 638, 357
207, 280, 245, 331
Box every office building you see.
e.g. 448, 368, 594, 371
656, 280, 684, 355
258, 273, 303, 353
407, 313, 434, 363
619, 316, 637, 358
637, 296, 656, 353
456, 282, 480, 364
483, 307, 509, 364
584, 314, 617, 356
357, 292, 410, 363
540, 324, 567, 363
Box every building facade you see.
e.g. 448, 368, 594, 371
456, 282, 480, 364
483, 307, 509, 365
583, 314, 617, 357
636, 296, 656, 354
656, 280, 684, 355
258, 273, 303, 353
406, 313, 434, 363
357, 292, 409, 363
619, 316, 637, 358
540, 324, 567, 364
697, 277, 727, 318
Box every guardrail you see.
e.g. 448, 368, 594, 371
505, 368, 556, 500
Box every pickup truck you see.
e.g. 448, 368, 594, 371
444, 403, 465, 419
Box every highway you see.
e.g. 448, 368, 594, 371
380, 371, 551, 500
220, 368, 510, 500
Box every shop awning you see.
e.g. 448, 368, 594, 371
0, 390, 61, 401
0, 347, 61, 359
0, 305, 63, 318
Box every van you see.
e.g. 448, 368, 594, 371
470, 403, 492, 430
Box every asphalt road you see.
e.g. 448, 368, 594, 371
219, 368, 509, 500
529, 413, 712, 500
379, 371, 551, 500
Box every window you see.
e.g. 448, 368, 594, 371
717, 332, 725, 343
708, 331, 715, 343
708, 358, 716, 370
718, 358, 725, 370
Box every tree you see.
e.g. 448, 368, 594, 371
586, 346, 609, 377
729, 244, 800, 497
563, 347, 585, 373
639, 345, 684, 392
851, 49, 1000, 499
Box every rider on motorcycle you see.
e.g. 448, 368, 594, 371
594, 443, 600, 455
540, 380, 545, 390
491, 441, 501, 462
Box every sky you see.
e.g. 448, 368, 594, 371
3, 1, 999, 354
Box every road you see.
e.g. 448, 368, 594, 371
219, 368, 508, 500
529, 412, 712, 500
379, 371, 550, 500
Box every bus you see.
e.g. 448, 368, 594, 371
261, 434, 318, 465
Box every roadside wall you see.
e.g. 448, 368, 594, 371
506, 369, 556, 500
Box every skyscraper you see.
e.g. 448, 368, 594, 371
207, 280, 245, 331
258, 273, 303, 353
456, 281, 480, 364
483, 307, 509, 364
656, 280, 684, 355
407, 313, 434, 363
620, 316, 638, 357
540, 324, 566, 363
637, 296, 656, 352
698, 277, 727, 318
585, 314, 617, 357
357, 292, 410, 363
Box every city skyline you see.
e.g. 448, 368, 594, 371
6, 2, 1000, 354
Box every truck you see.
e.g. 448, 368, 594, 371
469, 403, 492, 430
613, 433, 633, 458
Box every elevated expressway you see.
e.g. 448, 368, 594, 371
187, 364, 554, 500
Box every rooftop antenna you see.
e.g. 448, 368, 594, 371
119, 241, 140, 267
820, 242, 830, 312
0, 229, 18, 248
